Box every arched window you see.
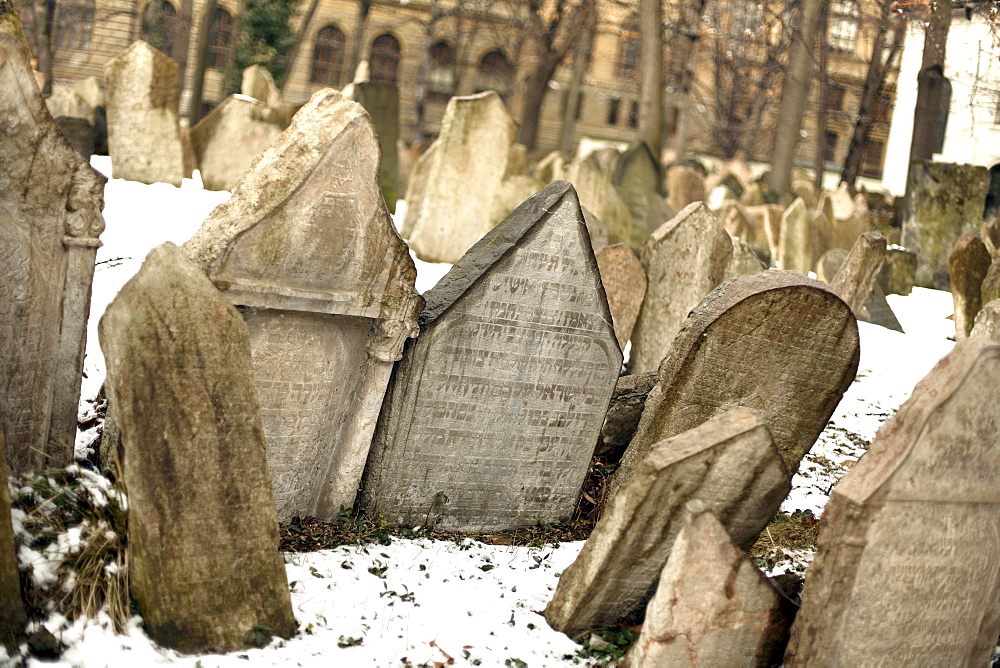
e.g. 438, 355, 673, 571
617, 13, 639, 79
311, 24, 345, 85
207, 7, 233, 69
369, 33, 400, 83
474, 50, 512, 100
55, 0, 95, 50
141, 0, 183, 61
427, 41, 456, 101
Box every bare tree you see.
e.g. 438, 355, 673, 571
637, 0, 662, 160
663, 0, 708, 158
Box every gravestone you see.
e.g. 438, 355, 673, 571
785, 338, 1000, 666
903, 160, 988, 289
402, 91, 515, 263
100, 243, 295, 653
981, 258, 1000, 305
0, 33, 105, 474
595, 243, 647, 349
190, 95, 288, 191
726, 235, 768, 279
184, 89, 422, 521
829, 231, 887, 316
666, 165, 706, 213
971, 299, 1000, 339
535, 150, 567, 183
345, 81, 400, 213
362, 181, 621, 532
614, 142, 664, 245
623, 505, 794, 668
815, 247, 849, 284
628, 203, 733, 373
777, 197, 811, 274
596, 370, 658, 461
55, 116, 96, 160
829, 184, 870, 251
810, 210, 833, 268
399, 141, 436, 239
878, 246, 917, 295
490, 174, 548, 228
613, 271, 859, 497
721, 202, 758, 249
104, 40, 185, 186
566, 156, 633, 247
745, 204, 784, 259
0, 420, 26, 652
240, 64, 281, 106
949, 233, 991, 339
545, 408, 789, 634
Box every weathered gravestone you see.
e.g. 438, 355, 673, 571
184, 89, 422, 521
545, 408, 789, 635
829, 231, 887, 316
594, 243, 647, 349
614, 141, 665, 247
345, 81, 400, 213
949, 232, 991, 339
612, 271, 859, 497
566, 156, 633, 247
819, 246, 901, 333
596, 370, 658, 461
777, 197, 811, 274
0, 419, 26, 652
971, 299, 1000, 339
628, 202, 733, 374
623, 504, 794, 668
240, 64, 281, 106
666, 164, 706, 213
55, 116, 96, 160
726, 235, 768, 279
0, 33, 105, 474
980, 257, 1000, 305
99, 242, 295, 653
104, 41, 185, 186
402, 91, 515, 263
362, 181, 621, 531
902, 160, 988, 289
785, 337, 1000, 667
878, 245, 917, 295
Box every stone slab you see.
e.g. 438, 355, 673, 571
595, 370, 658, 461
949, 232, 991, 339
777, 197, 811, 274
595, 243, 647, 349
829, 231, 886, 316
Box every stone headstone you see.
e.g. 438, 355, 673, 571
402, 91, 515, 263
184, 89, 422, 521
0, 420, 26, 652
828, 184, 869, 250
878, 246, 918, 296
545, 408, 789, 634
785, 338, 1000, 666
982, 258, 1000, 307
582, 207, 610, 251
971, 299, 1000, 339
534, 150, 567, 183
903, 160, 988, 289
815, 247, 849, 284
949, 233, 991, 339
240, 64, 281, 106
566, 156, 633, 247
745, 204, 784, 259
346, 81, 400, 213
55, 116, 96, 160
741, 181, 764, 206
810, 210, 834, 267
190, 95, 288, 191
862, 283, 904, 333
614, 271, 859, 496
362, 181, 622, 531
829, 231, 887, 317
628, 203, 733, 373
99, 243, 295, 654
791, 179, 817, 210
595, 243, 647, 349
614, 141, 663, 243
596, 370, 658, 461
0, 33, 105, 473
777, 197, 811, 274
46, 86, 93, 123
666, 165, 706, 213
489, 174, 548, 229
104, 40, 185, 186
726, 235, 768, 279
721, 202, 758, 249
623, 505, 794, 667
506, 142, 529, 177
590, 147, 621, 175
399, 141, 436, 239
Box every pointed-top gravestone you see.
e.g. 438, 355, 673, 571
241, 64, 281, 106
99, 243, 295, 654
0, 32, 105, 474
829, 230, 887, 316
184, 89, 422, 521
0, 420, 26, 652
362, 181, 622, 532
614, 141, 664, 246
777, 197, 811, 274
628, 202, 733, 373
786, 338, 1000, 666
613, 271, 859, 497
566, 156, 633, 248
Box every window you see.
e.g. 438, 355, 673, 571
141, 0, 183, 61
370, 33, 401, 84
829, 1, 858, 53
628, 100, 639, 128
824, 131, 838, 162
617, 14, 639, 79
427, 41, 456, 101
474, 50, 513, 100
860, 139, 885, 178
207, 8, 232, 70
607, 97, 620, 125
311, 24, 346, 85
55, 0, 95, 50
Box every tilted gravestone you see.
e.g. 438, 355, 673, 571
878, 245, 917, 296
104, 41, 185, 186
596, 370, 658, 461
99, 242, 295, 653
614, 141, 665, 247
0, 419, 26, 652
345, 81, 400, 214
971, 299, 1000, 339
726, 235, 768, 279
185, 89, 422, 522
628, 202, 732, 374
785, 338, 1000, 666
776, 197, 811, 274
362, 181, 621, 532
980, 257, 1000, 305
566, 156, 633, 248
949, 232, 991, 339
613, 271, 859, 498
595, 243, 647, 349
545, 408, 789, 634
829, 231, 887, 316
0, 33, 105, 473
666, 165, 705, 213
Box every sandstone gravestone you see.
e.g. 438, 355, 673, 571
0, 420, 26, 652
878, 245, 917, 295
190, 95, 288, 191
727, 235, 768, 279
777, 197, 811, 274
949, 232, 991, 339
184, 89, 422, 521
815, 247, 849, 284
241, 64, 281, 106
99, 242, 295, 653
614, 271, 859, 496
810, 210, 834, 264
829, 231, 887, 316
628, 203, 733, 373
785, 338, 1000, 666
980, 257, 1000, 305
971, 299, 1000, 339
596, 370, 658, 461
402, 91, 515, 263
614, 142, 664, 245
363, 181, 621, 531
55, 116, 96, 160
666, 165, 706, 213
566, 156, 633, 247
0, 33, 105, 473
595, 243, 647, 348
623, 505, 794, 667
903, 160, 988, 289
346, 81, 400, 213
104, 41, 185, 186
545, 408, 789, 635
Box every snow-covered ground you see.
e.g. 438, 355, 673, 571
18, 158, 957, 666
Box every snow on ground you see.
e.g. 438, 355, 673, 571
49, 158, 957, 666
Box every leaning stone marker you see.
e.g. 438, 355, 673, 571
613, 271, 859, 496
949, 232, 991, 339
595, 243, 647, 348
0, 33, 105, 473
99, 242, 295, 654
0, 420, 26, 652
363, 181, 621, 532
628, 202, 732, 373
596, 370, 658, 461
104, 41, 185, 186
785, 338, 1000, 667
623, 504, 794, 668
184, 89, 422, 522
829, 231, 887, 316
545, 408, 789, 635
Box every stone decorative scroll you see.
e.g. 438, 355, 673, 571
613, 271, 859, 497
99, 243, 295, 653
0, 419, 26, 652
362, 181, 622, 532
785, 338, 1000, 666
0, 33, 105, 473
185, 89, 422, 521
595, 243, 647, 349
948, 232, 991, 339
545, 408, 789, 635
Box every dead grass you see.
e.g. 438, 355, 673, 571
751, 510, 821, 573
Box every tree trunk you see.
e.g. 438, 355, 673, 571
908, 1, 951, 165
516, 53, 558, 149
221, 0, 245, 95
637, 0, 663, 162
348, 0, 373, 82
559, 9, 594, 156
813, 3, 829, 192
175, 0, 194, 93
667, 0, 707, 159
278, 0, 319, 91
37, 0, 54, 94
412, 0, 442, 147
768, 0, 823, 198
187, 0, 217, 125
